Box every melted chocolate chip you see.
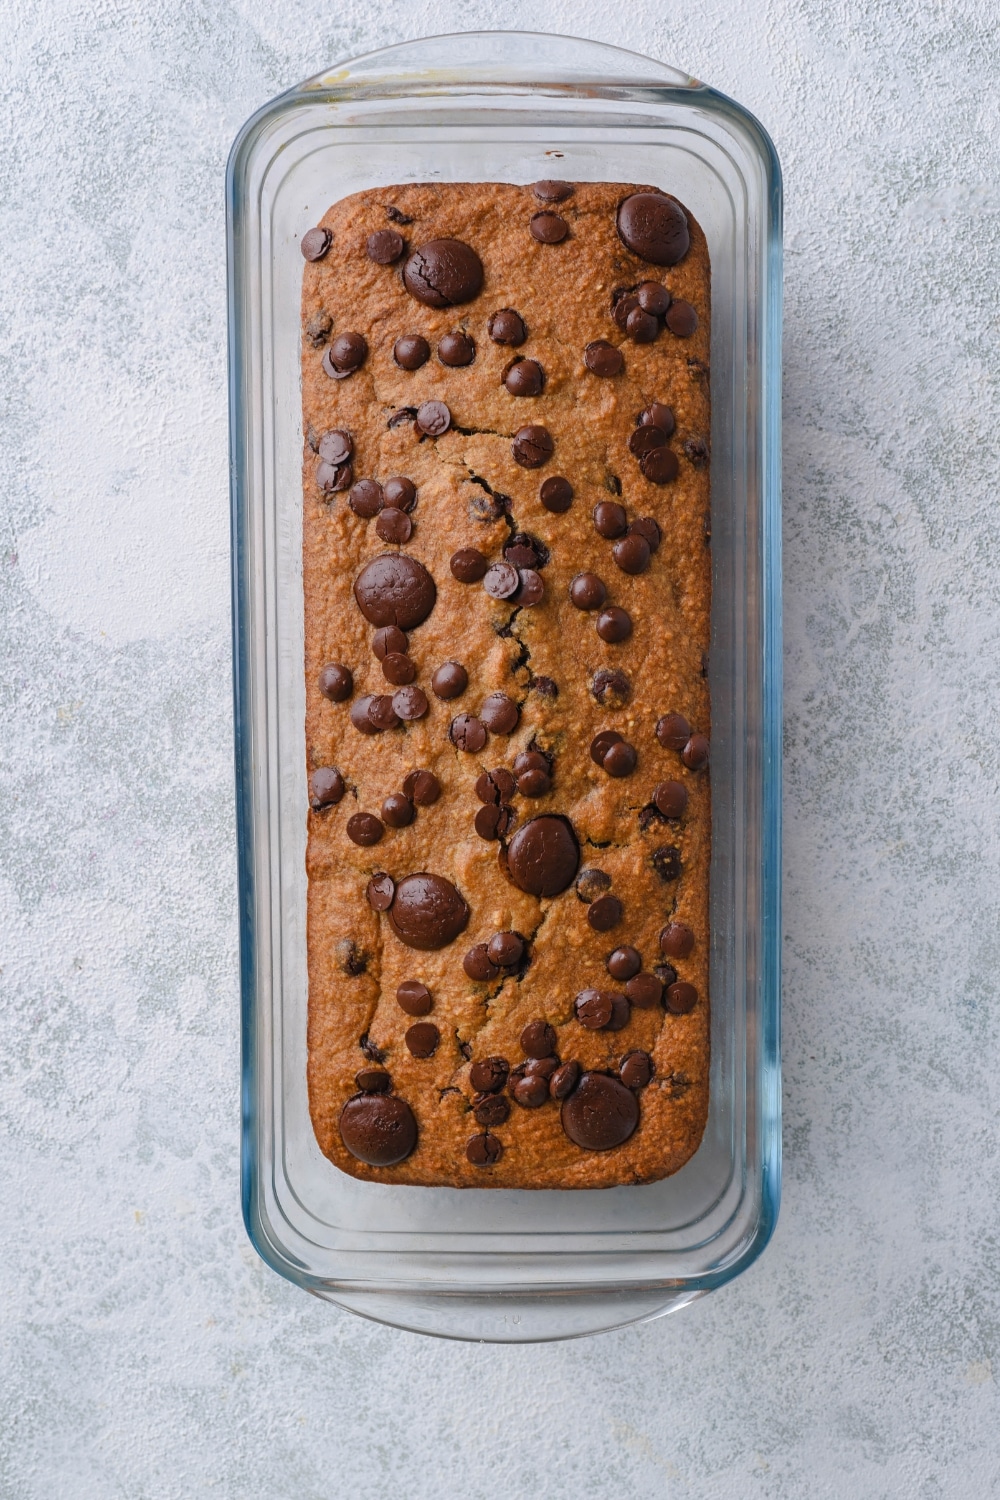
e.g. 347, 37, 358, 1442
301, 226, 331, 261
504, 358, 544, 396
639, 447, 679, 484
463, 944, 499, 982
574, 989, 614, 1029
532, 179, 574, 202
656, 713, 693, 750
355, 1069, 392, 1093
512, 425, 553, 468
533, 676, 559, 698
369, 694, 402, 731
349, 479, 384, 519
487, 308, 527, 345
684, 437, 710, 469
309, 767, 345, 809
593, 501, 628, 538
466, 1132, 502, 1166
450, 714, 487, 752
652, 845, 683, 882
612, 291, 640, 331
385, 205, 412, 225
640, 402, 676, 435
396, 980, 433, 1016
451, 547, 490, 582
346, 812, 384, 846
480, 692, 519, 734
575, 867, 611, 902
516, 568, 544, 606
416, 400, 451, 437
666, 981, 698, 1014
474, 1093, 511, 1126
474, 804, 502, 840
517, 768, 550, 797
630, 517, 661, 552
529, 211, 569, 243
394, 334, 431, 370
539, 475, 573, 512
325, 332, 368, 376
570, 573, 607, 610
584, 340, 624, 378
470, 1056, 510, 1093
432, 662, 468, 700
319, 663, 353, 701
354, 554, 436, 629
318, 429, 353, 464
683, 734, 710, 770
588, 894, 623, 931
380, 651, 415, 686
513, 1074, 549, 1108
506, 815, 579, 897
612, 533, 651, 575
403, 239, 484, 307
602, 741, 637, 778
391, 686, 428, 721
549, 1059, 580, 1099
625, 973, 663, 1009
637, 281, 671, 316
654, 780, 688, 819
381, 793, 414, 828
476, 768, 516, 804
372, 625, 408, 660
403, 770, 441, 806
596, 606, 632, 643
620, 1050, 654, 1089
616, 192, 690, 265
366, 873, 395, 910
489, 931, 526, 968
384, 475, 417, 511
439, 330, 476, 367
660, 921, 695, 959
349, 695, 382, 736
405, 1021, 440, 1058
607, 946, 642, 981
388, 873, 469, 950
591, 668, 631, 708
339, 1093, 416, 1165
561, 1071, 639, 1151
316, 459, 353, 494
483, 561, 521, 600
376, 508, 413, 544
626, 306, 659, 343
590, 729, 622, 765
520, 1019, 556, 1059
665, 300, 698, 337
628, 425, 667, 458
366, 228, 404, 264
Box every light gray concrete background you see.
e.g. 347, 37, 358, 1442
2, 0, 999, 1494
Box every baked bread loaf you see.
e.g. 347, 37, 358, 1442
301, 181, 711, 1188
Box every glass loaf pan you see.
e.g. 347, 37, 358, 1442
227, 30, 782, 1343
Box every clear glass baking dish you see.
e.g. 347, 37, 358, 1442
227, 30, 782, 1343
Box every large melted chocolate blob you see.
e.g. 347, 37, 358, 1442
506, 815, 579, 898
402, 239, 484, 308
353, 554, 436, 630
616, 193, 689, 266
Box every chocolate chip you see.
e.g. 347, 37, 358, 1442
450, 714, 487, 752
512, 425, 554, 469
539, 475, 573, 513
516, 568, 544, 606
593, 501, 628, 538
495, 805, 517, 836
405, 1021, 440, 1058
383, 475, 417, 511
628, 424, 667, 458
394, 334, 431, 370
349, 479, 384, 519
532, 179, 574, 202
513, 1075, 549, 1108
521, 1019, 556, 1058
305, 310, 333, 347
476, 767, 516, 803
617, 192, 690, 265
403, 239, 484, 307
309, 766, 345, 809
416, 400, 451, 437
626, 306, 659, 343
355, 1068, 392, 1093
654, 962, 678, 988
656, 713, 692, 750
533, 676, 559, 698
480, 692, 519, 734
665, 299, 698, 337
596, 606, 632, 644
637, 281, 671, 315
503, 358, 544, 396
506, 815, 579, 897
464, 944, 500, 982
629, 517, 661, 552
385, 205, 412, 225
591, 668, 631, 708
652, 845, 682, 882
337, 941, 368, 977
396, 979, 432, 1015
570, 573, 607, 610
367, 873, 395, 910
474, 1094, 511, 1126
376, 508, 413, 544
388, 407, 417, 428
369, 694, 402, 730
301, 226, 331, 261
612, 533, 651, 574
625, 973, 663, 1009
432, 662, 467, 700
612, 292, 640, 331
620, 1050, 654, 1089
349, 695, 381, 735
382, 793, 415, 828
468, 489, 508, 523
517, 768, 550, 797
316, 460, 353, 494
660, 921, 695, 959
403, 770, 441, 806
466, 1132, 502, 1166
346, 813, 384, 846
590, 729, 623, 765
319, 663, 353, 701
575, 867, 611, 902
474, 804, 502, 840
359, 1033, 386, 1063
339, 1093, 416, 1165
470, 1056, 510, 1093
545, 1062, 578, 1105
588, 894, 623, 931
372, 626, 408, 660
483, 561, 521, 600
318, 429, 353, 464
584, 340, 624, 378
380, 652, 415, 686
529, 211, 569, 243
602, 740, 637, 777
487, 308, 527, 345
666, 981, 698, 1014
391, 686, 428, 721
639, 402, 676, 434
325, 332, 368, 376
607, 946, 642, 981
439, 330, 476, 367
574, 989, 613, 1029
654, 780, 688, 819
388, 873, 469, 950
485, 932, 523, 969
366, 228, 404, 264
682, 733, 710, 770
513, 750, 549, 775
639, 447, 679, 484
609, 995, 633, 1032
451, 547, 489, 582
684, 437, 710, 469
354, 554, 436, 629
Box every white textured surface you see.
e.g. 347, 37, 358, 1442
2, 1, 1000, 1494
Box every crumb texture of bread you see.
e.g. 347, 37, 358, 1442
302, 181, 711, 1188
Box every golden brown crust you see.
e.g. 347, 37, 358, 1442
302, 182, 710, 1187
